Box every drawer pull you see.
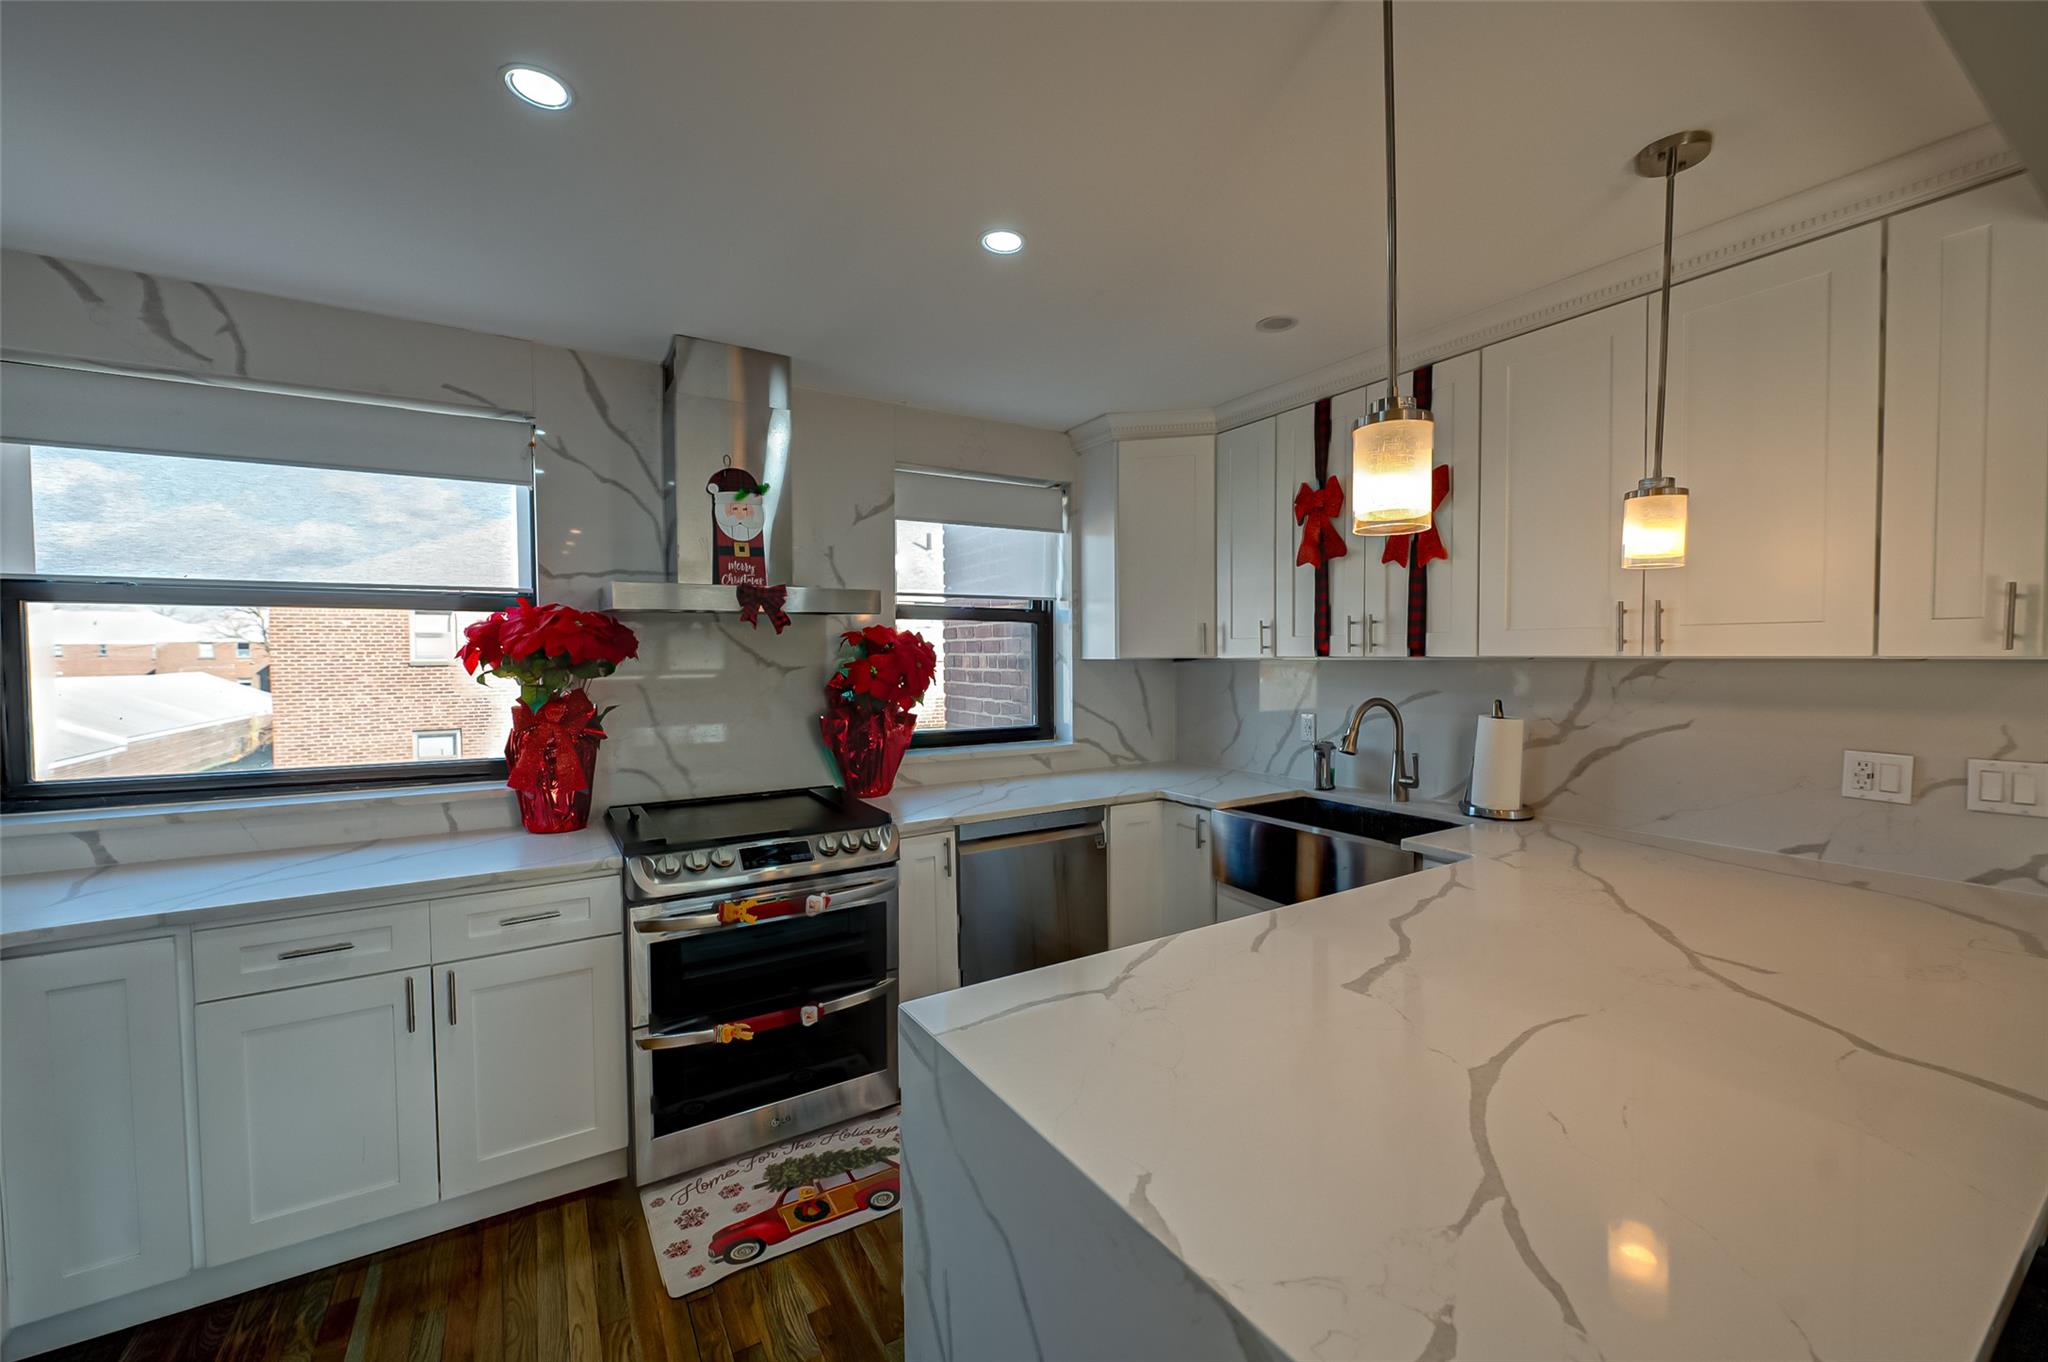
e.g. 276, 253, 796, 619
277, 941, 354, 961
497, 909, 563, 928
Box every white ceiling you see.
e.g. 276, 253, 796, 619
0, 2, 1988, 430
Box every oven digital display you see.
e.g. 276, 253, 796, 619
740, 840, 814, 870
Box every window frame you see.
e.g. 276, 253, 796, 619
1, 576, 519, 811
411, 728, 462, 761
895, 597, 1057, 750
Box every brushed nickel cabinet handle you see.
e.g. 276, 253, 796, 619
278, 941, 354, 961
2004, 581, 2019, 651
941, 839, 952, 878
1653, 599, 1666, 655
1615, 600, 1628, 654
1198, 621, 1209, 654
1195, 815, 1207, 850
498, 909, 563, 928
1367, 614, 1381, 651
446, 970, 457, 1026
1257, 619, 1273, 653
404, 976, 416, 1034
1344, 615, 1359, 652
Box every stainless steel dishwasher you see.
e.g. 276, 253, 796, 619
956, 806, 1109, 985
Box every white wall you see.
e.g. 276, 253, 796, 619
0, 250, 1173, 813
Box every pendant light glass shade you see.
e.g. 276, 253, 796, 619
1621, 481, 1688, 568
1352, 404, 1434, 535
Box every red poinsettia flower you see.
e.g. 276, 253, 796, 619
456, 599, 640, 714
827, 625, 936, 719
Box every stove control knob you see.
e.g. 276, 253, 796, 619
709, 848, 736, 869
877, 826, 893, 849
682, 851, 710, 873
652, 854, 682, 877
838, 833, 860, 853
817, 837, 839, 856
860, 829, 881, 850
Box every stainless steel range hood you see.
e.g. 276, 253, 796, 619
602, 336, 881, 616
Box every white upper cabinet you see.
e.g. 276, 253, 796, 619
434, 937, 628, 1200
1481, 299, 1649, 656
2, 939, 194, 1326
1272, 405, 1320, 657
1345, 353, 1482, 657
1880, 178, 2048, 657
1216, 417, 1279, 658
1078, 434, 1216, 660
1649, 224, 1882, 656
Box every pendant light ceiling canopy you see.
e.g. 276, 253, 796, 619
1352, 0, 1434, 537
1622, 128, 1713, 570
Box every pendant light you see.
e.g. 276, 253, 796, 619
1352, 0, 1433, 536
1622, 129, 1712, 569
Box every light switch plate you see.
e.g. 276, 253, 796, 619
1841, 750, 1914, 804
1966, 759, 2048, 818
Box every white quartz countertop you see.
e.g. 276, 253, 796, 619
873, 762, 1469, 835
902, 818, 2048, 1361
0, 824, 621, 949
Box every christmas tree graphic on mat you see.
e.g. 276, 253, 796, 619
707, 1144, 902, 1265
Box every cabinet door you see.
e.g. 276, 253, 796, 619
1651, 225, 1881, 656
1216, 418, 1278, 658
1162, 804, 1217, 936
435, 938, 628, 1200
2, 940, 193, 1325
1273, 405, 1320, 657
197, 969, 437, 1263
1881, 179, 2048, 657
1116, 436, 1216, 658
1480, 299, 1648, 656
898, 831, 960, 1004
1348, 354, 1483, 657
1106, 801, 1167, 949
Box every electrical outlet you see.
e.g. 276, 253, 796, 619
1966, 758, 2048, 819
1298, 713, 1316, 743
1841, 750, 1913, 804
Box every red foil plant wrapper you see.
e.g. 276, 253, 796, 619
820, 625, 937, 797
457, 601, 640, 834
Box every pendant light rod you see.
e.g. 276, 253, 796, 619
1635, 129, 1712, 485
1381, 0, 1402, 390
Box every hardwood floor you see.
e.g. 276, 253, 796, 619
40, 1179, 906, 1362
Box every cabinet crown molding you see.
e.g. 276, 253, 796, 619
1067, 407, 1218, 455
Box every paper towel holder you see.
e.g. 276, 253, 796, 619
1462, 699, 1533, 822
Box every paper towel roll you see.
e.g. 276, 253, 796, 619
1467, 705, 1526, 817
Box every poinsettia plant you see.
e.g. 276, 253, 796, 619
827, 625, 937, 717
457, 600, 640, 713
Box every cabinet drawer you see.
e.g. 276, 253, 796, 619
430, 878, 621, 962
194, 902, 430, 1002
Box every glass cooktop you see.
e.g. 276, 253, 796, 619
605, 787, 889, 856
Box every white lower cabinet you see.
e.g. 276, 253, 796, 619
898, 831, 960, 1004
1106, 801, 1168, 949
434, 937, 628, 1200
1162, 803, 1217, 936
196, 968, 439, 1263
2, 939, 193, 1326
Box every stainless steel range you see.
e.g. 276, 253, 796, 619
607, 787, 898, 1184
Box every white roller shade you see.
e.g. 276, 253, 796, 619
895, 468, 1064, 533
0, 361, 532, 484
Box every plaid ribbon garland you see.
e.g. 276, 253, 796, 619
1313, 398, 1334, 656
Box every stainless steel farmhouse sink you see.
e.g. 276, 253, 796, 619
1209, 797, 1456, 907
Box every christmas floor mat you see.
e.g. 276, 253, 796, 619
639, 1108, 901, 1296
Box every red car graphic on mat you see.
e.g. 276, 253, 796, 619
708, 1161, 901, 1265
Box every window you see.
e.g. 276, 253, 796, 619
409, 611, 456, 664
3, 441, 532, 806
412, 730, 461, 760
893, 470, 1064, 749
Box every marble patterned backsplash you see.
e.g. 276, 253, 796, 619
1174, 657, 2047, 894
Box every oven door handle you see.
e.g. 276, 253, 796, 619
635, 979, 895, 1051
632, 882, 894, 937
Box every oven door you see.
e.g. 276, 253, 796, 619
629, 868, 898, 1182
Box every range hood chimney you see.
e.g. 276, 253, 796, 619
602, 336, 881, 616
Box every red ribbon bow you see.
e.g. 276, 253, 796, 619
1293, 477, 1349, 569
737, 582, 791, 633
506, 690, 605, 795
1380, 465, 1452, 569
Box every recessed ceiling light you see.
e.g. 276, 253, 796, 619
1255, 315, 1298, 333
980, 230, 1025, 256
503, 65, 572, 111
